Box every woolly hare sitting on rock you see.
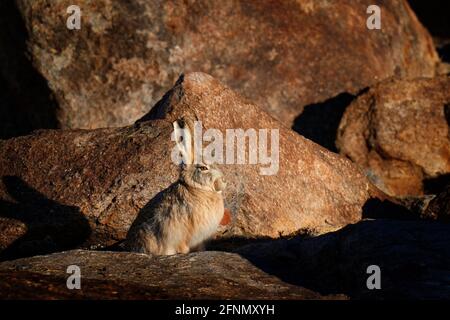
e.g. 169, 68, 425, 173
125, 118, 227, 255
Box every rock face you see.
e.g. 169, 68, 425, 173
0, 72, 383, 260
337, 75, 450, 197
0, 250, 337, 299
11, 0, 439, 131
237, 219, 450, 299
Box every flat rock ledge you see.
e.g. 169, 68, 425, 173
0, 249, 343, 300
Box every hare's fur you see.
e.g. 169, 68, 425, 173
125, 179, 224, 255
124, 117, 226, 255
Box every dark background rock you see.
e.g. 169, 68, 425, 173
237, 219, 450, 299
423, 185, 450, 221
0, 0, 59, 140
407, 1, 450, 40
0, 250, 340, 299
0, 0, 439, 139
292, 92, 359, 153
337, 75, 450, 197
407, 0, 450, 65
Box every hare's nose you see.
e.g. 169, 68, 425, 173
214, 177, 227, 192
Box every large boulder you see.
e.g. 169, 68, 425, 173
0, 72, 384, 260
337, 75, 450, 197
9, 0, 439, 131
0, 249, 338, 299
408, 0, 450, 40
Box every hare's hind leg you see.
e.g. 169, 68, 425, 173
190, 242, 205, 252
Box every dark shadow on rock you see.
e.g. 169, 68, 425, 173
361, 198, 417, 220
206, 235, 283, 253
292, 92, 357, 152
0, 176, 90, 261
438, 43, 450, 63
444, 103, 450, 127
235, 219, 450, 299
424, 173, 450, 194
135, 74, 185, 124
0, 0, 59, 140
424, 185, 450, 222
444, 103, 450, 125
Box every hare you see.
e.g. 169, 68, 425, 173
124, 118, 227, 255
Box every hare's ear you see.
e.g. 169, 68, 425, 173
173, 119, 193, 165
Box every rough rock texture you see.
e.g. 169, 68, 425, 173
0, 250, 338, 299
0, 72, 384, 260
237, 219, 450, 299
337, 75, 450, 197
12, 0, 439, 130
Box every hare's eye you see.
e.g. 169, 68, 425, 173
198, 165, 208, 171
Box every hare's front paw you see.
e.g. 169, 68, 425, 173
176, 243, 190, 254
